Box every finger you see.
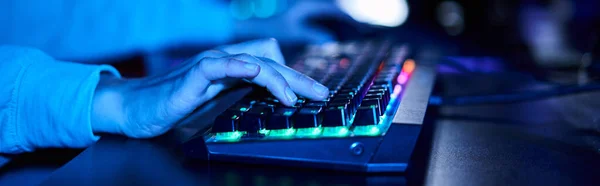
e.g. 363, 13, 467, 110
257, 57, 330, 101
217, 38, 286, 65
162, 50, 229, 79
177, 56, 261, 105
199, 57, 261, 80
227, 53, 298, 106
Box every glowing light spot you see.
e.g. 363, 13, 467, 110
397, 72, 409, 84
354, 125, 381, 136
254, 0, 277, 18
340, 58, 350, 68
402, 59, 415, 74
230, 0, 256, 20
336, 0, 409, 27
392, 84, 403, 97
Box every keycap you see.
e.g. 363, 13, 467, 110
337, 88, 358, 96
353, 105, 380, 126
238, 106, 272, 133
212, 111, 241, 133
366, 91, 387, 109
368, 87, 391, 102
305, 101, 328, 107
229, 103, 253, 113
371, 84, 392, 95
330, 100, 354, 115
362, 97, 383, 116
293, 107, 323, 128
321, 105, 349, 127
332, 94, 354, 102
266, 108, 297, 130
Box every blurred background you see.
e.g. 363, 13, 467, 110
112, 0, 599, 84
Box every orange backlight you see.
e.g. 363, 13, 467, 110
402, 59, 415, 74
340, 58, 350, 68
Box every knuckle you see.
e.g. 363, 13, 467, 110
272, 73, 287, 85
224, 58, 237, 69
197, 57, 217, 70
294, 72, 311, 83
265, 37, 278, 44
232, 53, 249, 58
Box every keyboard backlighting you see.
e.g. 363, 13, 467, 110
353, 125, 381, 136
296, 127, 322, 137
259, 129, 270, 135
215, 131, 244, 141
397, 72, 409, 84
402, 59, 415, 74
269, 128, 296, 137
322, 126, 350, 137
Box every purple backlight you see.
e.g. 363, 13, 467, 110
397, 72, 409, 84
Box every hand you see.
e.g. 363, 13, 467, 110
234, 0, 352, 44
91, 38, 329, 138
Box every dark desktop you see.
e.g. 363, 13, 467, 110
0, 0, 599, 186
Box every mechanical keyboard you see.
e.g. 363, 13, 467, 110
183, 40, 438, 172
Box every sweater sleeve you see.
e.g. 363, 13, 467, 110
0, 45, 121, 154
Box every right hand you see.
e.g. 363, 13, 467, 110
91, 38, 329, 138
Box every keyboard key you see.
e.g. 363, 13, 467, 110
238, 106, 272, 133
332, 94, 354, 102
371, 84, 392, 94
353, 105, 380, 126
329, 100, 354, 116
366, 91, 388, 108
266, 108, 297, 130
293, 107, 323, 128
362, 97, 383, 116
322, 105, 349, 127
212, 111, 241, 133
337, 89, 358, 96
305, 101, 328, 107
229, 103, 253, 112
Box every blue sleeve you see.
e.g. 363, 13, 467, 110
0, 0, 234, 62
0, 45, 121, 154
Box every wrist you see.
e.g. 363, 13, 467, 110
91, 74, 127, 135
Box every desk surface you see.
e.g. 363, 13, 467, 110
2, 71, 600, 186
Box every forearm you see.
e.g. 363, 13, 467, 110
0, 46, 121, 154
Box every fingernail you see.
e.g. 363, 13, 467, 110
284, 87, 297, 103
244, 63, 259, 71
312, 83, 329, 96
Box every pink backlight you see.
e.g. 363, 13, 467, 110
391, 84, 403, 98
397, 72, 409, 84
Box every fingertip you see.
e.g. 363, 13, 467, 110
312, 82, 329, 98
284, 86, 298, 105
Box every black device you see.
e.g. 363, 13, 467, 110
183, 40, 438, 172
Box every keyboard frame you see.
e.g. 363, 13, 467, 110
182, 43, 438, 173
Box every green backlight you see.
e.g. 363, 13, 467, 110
215, 131, 244, 141
259, 129, 270, 135
296, 127, 322, 137
239, 107, 249, 112
322, 126, 350, 137
269, 128, 296, 137
283, 111, 294, 116
353, 125, 381, 136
